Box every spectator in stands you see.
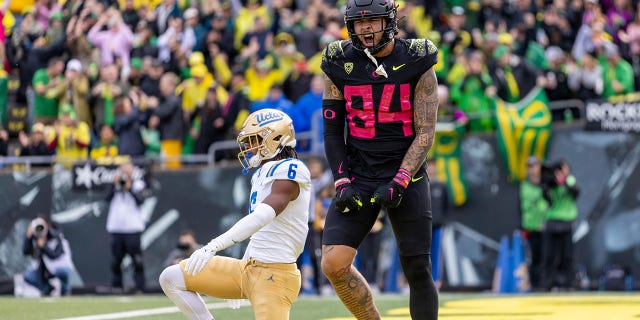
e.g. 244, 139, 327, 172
33, 57, 65, 125
17, 11, 68, 107
127, 58, 144, 87
18, 123, 52, 162
22, 215, 73, 296
180, 8, 198, 57
271, 32, 305, 80
162, 230, 202, 269
91, 64, 128, 131
46, 103, 91, 167
150, 0, 180, 36
241, 15, 273, 60
490, 44, 548, 103
245, 58, 283, 102
140, 58, 163, 100
192, 85, 228, 157
602, 43, 635, 98
224, 72, 251, 137
114, 93, 145, 158
131, 22, 159, 60
157, 16, 189, 72
106, 161, 148, 294
567, 50, 603, 100
141, 114, 162, 159
34, 0, 62, 30
90, 125, 118, 160
46, 11, 66, 44
284, 60, 314, 103
450, 50, 496, 132
152, 72, 183, 168
543, 46, 573, 102
519, 156, 548, 291
293, 10, 322, 59
57, 59, 91, 128
88, 7, 135, 80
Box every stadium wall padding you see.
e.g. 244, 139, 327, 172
1, 125, 639, 292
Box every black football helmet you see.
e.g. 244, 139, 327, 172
344, 0, 398, 54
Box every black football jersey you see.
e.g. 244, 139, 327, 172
321, 38, 438, 180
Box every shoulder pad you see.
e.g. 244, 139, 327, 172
262, 158, 310, 185
407, 39, 438, 57
323, 40, 348, 61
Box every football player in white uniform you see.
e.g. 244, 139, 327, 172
159, 109, 311, 320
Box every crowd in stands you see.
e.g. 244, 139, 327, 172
0, 0, 638, 167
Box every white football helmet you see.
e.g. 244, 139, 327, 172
237, 109, 297, 170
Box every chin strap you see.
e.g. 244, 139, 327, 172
364, 48, 388, 78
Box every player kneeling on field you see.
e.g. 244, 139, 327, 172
159, 109, 311, 320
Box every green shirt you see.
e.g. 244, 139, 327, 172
32, 69, 60, 118
520, 180, 548, 231
602, 59, 635, 98
547, 176, 578, 222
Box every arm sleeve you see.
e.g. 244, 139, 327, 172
322, 99, 350, 181
206, 203, 276, 252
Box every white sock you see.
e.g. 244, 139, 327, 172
159, 265, 214, 320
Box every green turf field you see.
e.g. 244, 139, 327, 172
1, 292, 639, 320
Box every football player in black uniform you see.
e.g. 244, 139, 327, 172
320, 0, 439, 319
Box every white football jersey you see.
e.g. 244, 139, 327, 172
244, 158, 311, 263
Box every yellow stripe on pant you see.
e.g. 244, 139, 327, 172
180, 257, 301, 320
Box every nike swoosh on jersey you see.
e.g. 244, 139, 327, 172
338, 162, 344, 174
392, 64, 406, 71
411, 176, 424, 183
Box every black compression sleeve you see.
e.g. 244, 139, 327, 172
323, 99, 350, 182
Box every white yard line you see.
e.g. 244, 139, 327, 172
52, 301, 250, 320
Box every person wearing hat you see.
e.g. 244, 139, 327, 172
52, 59, 92, 128
490, 44, 548, 103
128, 57, 144, 87
46, 103, 90, 167
46, 10, 65, 43
602, 43, 634, 98
519, 155, 549, 291
18, 123, 52, 164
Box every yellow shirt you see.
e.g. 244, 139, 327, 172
47, 122, 91, 167
176, 74, 229, 113
90, 144, 119, 160
245, 68, 282, 101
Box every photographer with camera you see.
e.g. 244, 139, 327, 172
540, 159, 580, 291
105, 161, 148, 294
22, 215, 74, 296
161, 230, 202, 269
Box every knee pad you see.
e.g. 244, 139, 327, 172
400, 254, 432, 284
159, 265, 186, 291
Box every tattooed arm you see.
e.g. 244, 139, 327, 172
401, 68, 439, 175
322, 74, 351, 181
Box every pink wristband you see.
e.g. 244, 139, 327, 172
334, 177, 351, 189
393, 168, 412, 188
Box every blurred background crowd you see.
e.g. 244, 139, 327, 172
0, 0, 637, 167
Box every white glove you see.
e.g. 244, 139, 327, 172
184, 245, 217, 276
